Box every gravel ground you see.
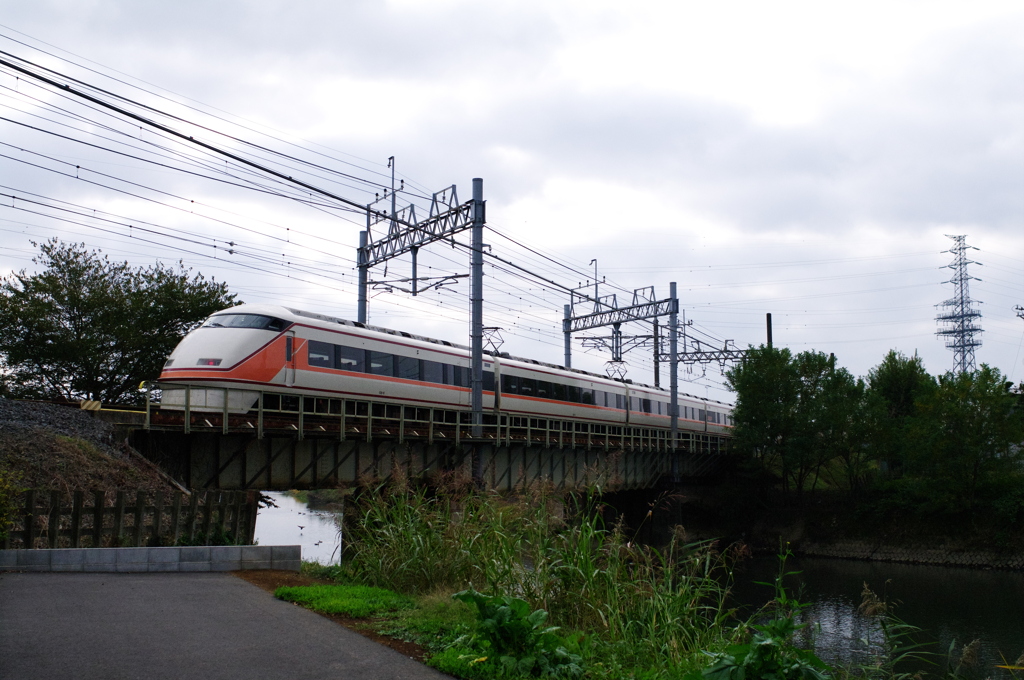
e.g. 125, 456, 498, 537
0, 398, 116, 449
0, 397, 176, 494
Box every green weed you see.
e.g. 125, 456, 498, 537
274, 584, 413, 618
453, 588, 583, 678
338, 482, 750, 678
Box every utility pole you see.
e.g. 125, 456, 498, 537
470, 178, 485, 437
564, 304, 572, 368
653, 318, 660, 387
669, 281, 678, 451
357, 230, 368, 324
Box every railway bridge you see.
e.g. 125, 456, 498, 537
129, 383, 732, 492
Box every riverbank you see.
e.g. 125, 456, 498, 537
632, 485, 1024, 572
796, 540, 1024, 570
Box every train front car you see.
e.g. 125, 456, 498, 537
157, 305, 296, 413
160, 305, 294, 388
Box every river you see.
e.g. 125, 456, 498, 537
732, 556, 1024, 677
252, 491, 342, 565
253, 495, 1022, 676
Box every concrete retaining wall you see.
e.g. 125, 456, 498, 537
799, 541, 1024, 570
0, 545, 301, 573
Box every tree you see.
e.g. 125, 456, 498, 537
0, 239, 237, 404
864, 350, 937, 478
906, 365, 1024, 516
726, 346, 867, 497
725, 345, 799, 490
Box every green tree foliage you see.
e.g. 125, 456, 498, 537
904, 365, 1024, 516
0, 239, 237, 404
724, 345, 798, 487
726, 346, 865, 496
728, 344, 1024, 533
864, 350, 937, 476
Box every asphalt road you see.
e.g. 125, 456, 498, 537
0, 572, 451, 680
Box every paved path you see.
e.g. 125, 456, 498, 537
0, 572, 451, 680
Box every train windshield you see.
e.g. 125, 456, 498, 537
201, 313, 287, 331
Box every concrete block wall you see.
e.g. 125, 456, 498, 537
0, 545, 301, 573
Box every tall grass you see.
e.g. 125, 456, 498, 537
341, 477, 746, 676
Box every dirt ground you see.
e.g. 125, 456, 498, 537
232, 570, 429, 663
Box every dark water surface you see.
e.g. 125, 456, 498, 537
731, 556, 1024, 676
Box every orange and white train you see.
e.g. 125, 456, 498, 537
158, 304, 733, 435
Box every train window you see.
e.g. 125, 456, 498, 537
307, 340, 333, 368
537, 381, 551, 398
202, 313, 288, 331
641, 398, 651, 414
368, 351, 395, 376
453, 365, 470, 388
615, 393, 624, 410
502, 374, 520, 394
566, 385, 580, 403
422, 360, 443, 384
397, 356, 420, 381
581, 389, 595, 405
285, 337, 293, 361
698, 409, 706, 421
552, 382, 566, 401
520, 378, 536, 397
483, 370, 495, 392
337, 346, 365, 372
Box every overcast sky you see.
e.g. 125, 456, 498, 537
0, 0, 1022, 402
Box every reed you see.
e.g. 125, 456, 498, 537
341, 479, 747, 677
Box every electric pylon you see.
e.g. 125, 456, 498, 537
935, 235, 983, 374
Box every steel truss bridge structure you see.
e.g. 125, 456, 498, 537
134, 383, 731, 492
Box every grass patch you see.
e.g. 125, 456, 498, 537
377, 590, 477, 652
275, 584, 413, 618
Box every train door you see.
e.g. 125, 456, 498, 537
284, 330, 296, 387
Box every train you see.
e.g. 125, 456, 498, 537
157, 304, 733, 436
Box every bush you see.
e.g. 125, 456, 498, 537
453, 588, 583, 678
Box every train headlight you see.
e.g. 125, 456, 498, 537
197, 358, 223, 366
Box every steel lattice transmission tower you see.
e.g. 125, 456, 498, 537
935, 234, 983, 373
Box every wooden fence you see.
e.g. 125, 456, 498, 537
2, 489, 260, 550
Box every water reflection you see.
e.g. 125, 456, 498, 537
732, 557, 1024, 677
253, 491, 341, 564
